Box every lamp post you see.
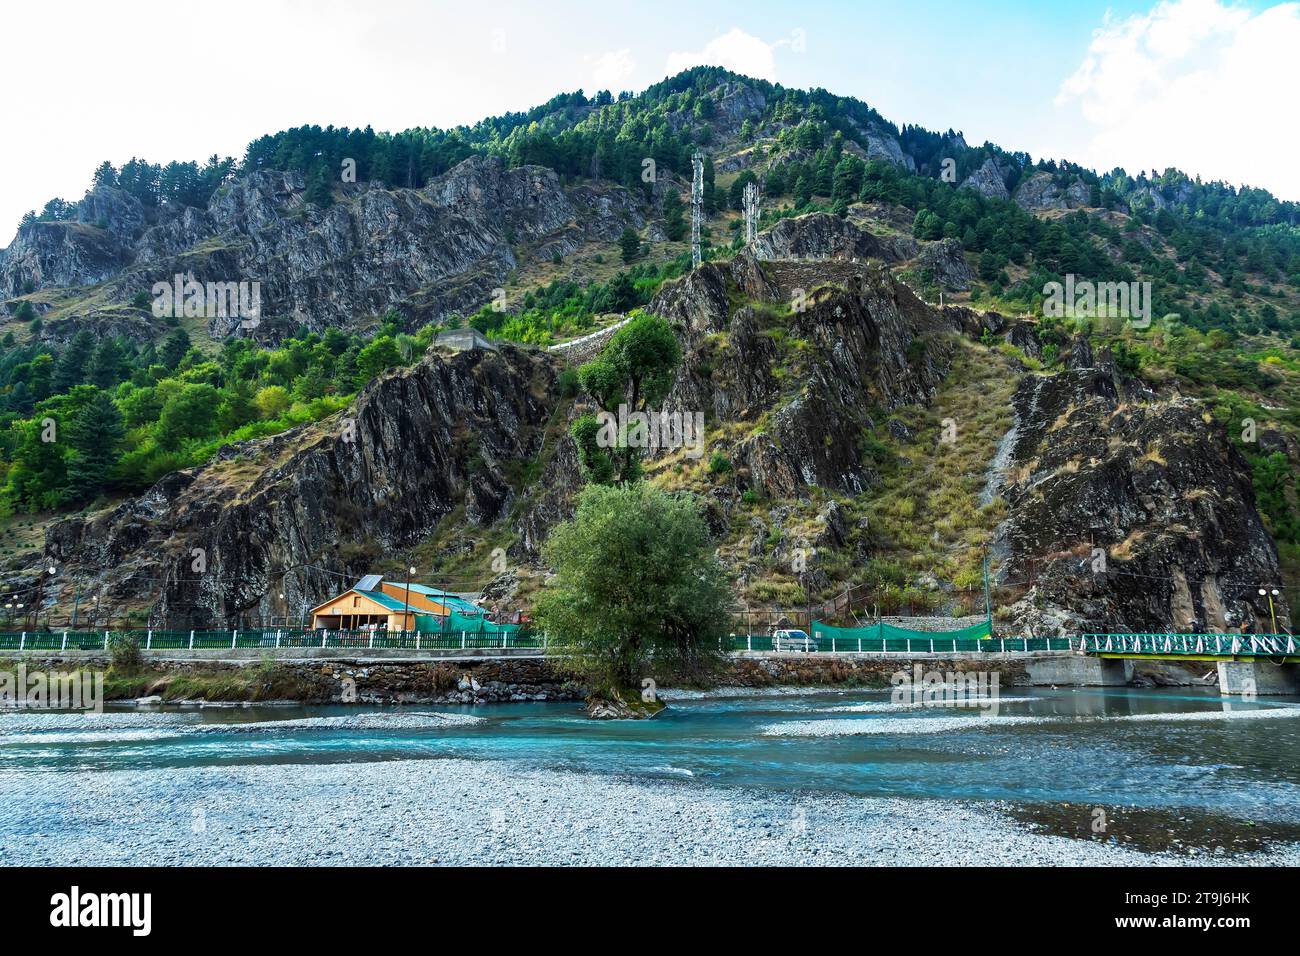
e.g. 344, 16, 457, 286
1259, 588, 1281, 634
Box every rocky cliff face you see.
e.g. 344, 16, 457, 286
5, 157, 644, 339
959, 158, 1010, 201
42, 343, 557, 626
1012, 171, 1091, 212
653, 218, 952, 503
1, 185, 151, 296
751, 212, 916, 264
992, 337, 1289, 634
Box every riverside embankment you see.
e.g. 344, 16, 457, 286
0, 649, 1202, 705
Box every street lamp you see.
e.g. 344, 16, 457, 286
1259, 588, 1281, 634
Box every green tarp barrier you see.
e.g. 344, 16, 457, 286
414, 611, 521, 637
811, 619, 992, 641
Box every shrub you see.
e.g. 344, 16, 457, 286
108, 634, 144, 674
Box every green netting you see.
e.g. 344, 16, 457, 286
414, 611, 521, 636
811, 619, 992, 641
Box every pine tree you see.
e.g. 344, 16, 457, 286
88, 337, 126, 389
618, 227, 642, 264
51, 330, 95, 393
160, 329, 192, 370
66, 391, 124, 502
662, 191, 687, 242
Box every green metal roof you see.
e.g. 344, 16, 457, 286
354, 589, 411, 612
401, 584, 482, 614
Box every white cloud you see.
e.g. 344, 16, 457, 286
665, 28, 778, 82
588, 48, 636, 91
1055, 0, 1300, 199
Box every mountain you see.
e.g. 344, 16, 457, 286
0, 67, 1295, 631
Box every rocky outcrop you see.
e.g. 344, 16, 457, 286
0, 186, 151, 296
9, 157, 645, 339
126, 158, 643, 335
994, 345, 1289, 634
1, 220, 132, 295
914, 238, 973, 291
959, 157, 1010, 201
751, 212, 915, 264
44, 344, 558, 627
650, 226, 953, 501
710, 79, 767, 138
1013, 171, 1091, 212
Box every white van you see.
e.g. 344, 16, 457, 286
772, 629, 815, 652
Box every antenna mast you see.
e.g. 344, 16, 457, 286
691, 150, 704, 269
743, 180, 760, 245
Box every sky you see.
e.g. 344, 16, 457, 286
1, 0, 1297, 246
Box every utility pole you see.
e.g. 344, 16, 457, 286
404, 565, 416, 634
743, 180, 760, 244
691, 150, 704, 269
983, 551, 993, 636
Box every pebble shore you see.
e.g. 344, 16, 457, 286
5, 757, 1297, 866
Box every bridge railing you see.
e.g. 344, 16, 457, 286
1080, 633, 1298, 657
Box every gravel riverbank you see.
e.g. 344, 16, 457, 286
4, 757, 1296, 866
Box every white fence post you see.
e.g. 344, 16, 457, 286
103, 631, 109, 650
189, 630, 194, 649
461, 631, 466, 649
146, 631, 152, 650
231, 630, 237, 649
19, 632, 25, 651
61, 632, 67, 651
276, 631, 282, 649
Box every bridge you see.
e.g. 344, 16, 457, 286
1078, 632, 1299, 696
1079, 632, 1298, 661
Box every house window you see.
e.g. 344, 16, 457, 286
353, 596, 360, 608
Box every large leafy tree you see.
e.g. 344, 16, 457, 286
536, 482, 731, 697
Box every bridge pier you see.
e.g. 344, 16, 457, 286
1025, 654, 1128, 686
1217, 660, 1300, 697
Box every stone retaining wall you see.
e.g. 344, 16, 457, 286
6, 651, 1198, 704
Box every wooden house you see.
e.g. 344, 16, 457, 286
309, 575, 483, 631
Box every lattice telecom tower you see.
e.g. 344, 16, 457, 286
743, 180, 760, 245
690, 150, 704, 269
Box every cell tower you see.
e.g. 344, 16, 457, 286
743, 180, 760, 245
690, 150, 704, 269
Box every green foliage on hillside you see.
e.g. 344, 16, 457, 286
467, 259, 690, 345
0, 317, 438, 512
570, 312, 681, 485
